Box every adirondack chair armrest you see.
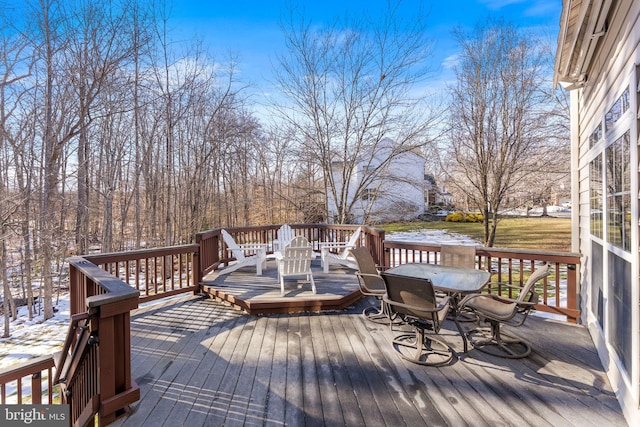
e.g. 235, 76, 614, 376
319, 241, 352, 249
234, 243, 267, 268
236, 243, 267, 250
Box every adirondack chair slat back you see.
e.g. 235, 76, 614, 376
221, 229, 245, 261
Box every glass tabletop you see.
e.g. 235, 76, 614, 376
387, 263, 491, 293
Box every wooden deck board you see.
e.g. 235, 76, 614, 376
310, 313, 344, 426
299, 315, 324, 427
111, 291, 627, 427
320, 313, 366, 426
332, 315, 388, 427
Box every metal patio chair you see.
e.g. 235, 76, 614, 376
381, 272, 453, 366
459, 263, 551, 358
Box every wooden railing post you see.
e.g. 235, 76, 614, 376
193, 248, 201, 295
566, 263, 579, 323
68, 257, 140, 426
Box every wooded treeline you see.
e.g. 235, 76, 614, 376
0, 0, 322, 329
0, 1, 569, 336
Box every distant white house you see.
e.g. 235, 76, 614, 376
555, 1, 640, 424
424, 174, 454, 209
327, 138, 425, 223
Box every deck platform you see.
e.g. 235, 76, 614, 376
111, 291, 627, 426
201, 259, 362, 314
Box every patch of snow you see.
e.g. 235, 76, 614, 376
386, 229, 480, 245
0, 295, 70, 370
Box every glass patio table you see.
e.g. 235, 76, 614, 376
387, 263, 491, 352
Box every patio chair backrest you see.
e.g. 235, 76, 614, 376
286, 235, 310, 249
278, 224, 296, 248
440, 244, 476, 269
381, 272, 448, 333
221, 229, 246, 261
350, 247, 385, 293
340, 227, 362, 258
281, 236, 313, 274
517, 264, 550, 304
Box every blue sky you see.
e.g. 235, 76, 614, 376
170, 0, 562, 94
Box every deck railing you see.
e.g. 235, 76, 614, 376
86, 226, 575, 324
0, 257, 142, 426
0, 355, 58, 405
83, 244, 199, 304
66, 256, 141, 426
383, 241, 581, 323
0, 223, 582, 426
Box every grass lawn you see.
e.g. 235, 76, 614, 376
379, 216, 572, 252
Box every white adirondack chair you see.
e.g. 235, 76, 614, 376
218, 229, 267, 276
276, 236, 316, 296
272, 224, 296, 252
320, 227, 362, 273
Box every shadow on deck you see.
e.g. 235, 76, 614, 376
112, 293, 627, 427
200, 258, 362, 315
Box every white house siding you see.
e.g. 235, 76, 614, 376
367, 151, 425, 222
561, 2, 640, 424
327, 139, 425, 224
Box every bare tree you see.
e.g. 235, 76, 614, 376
273, 2, 440, 223
27, 0, 141, 319
0, 11, 36, 335
444, 19, 559, 246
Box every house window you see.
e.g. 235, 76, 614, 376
604, 89, 630, 131
589, 124, 602, 149
587, 83, 634, 381
605, 131, 631, 252
361, 188, 376, 201
608, 252, 632, 372
590, 241, 604, 325
589, 155, 603, 239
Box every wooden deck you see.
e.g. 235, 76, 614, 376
111, 289, 627, 426
200, 259, 362, 314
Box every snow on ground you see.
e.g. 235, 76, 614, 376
386, 229, 480, 245
0, 294, 71, 370
0, 291, 198, 374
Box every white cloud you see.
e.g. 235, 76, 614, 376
479, 0, 527, 10
479, 0, 560, 18
442, 53, 460, 70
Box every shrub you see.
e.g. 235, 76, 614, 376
446, 212, 484, 223
445, 212, 465, 222
465, 213, 484, 223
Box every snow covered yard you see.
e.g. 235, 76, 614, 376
0, 296, 70, 370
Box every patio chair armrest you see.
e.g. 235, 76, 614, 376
459, 292, 517, 309
436, 296, 452, 312
483, 282, 539, 302
485, 281, 530, 292
383, 295, 451, 314
516, 299, 538, 307
355, 272, 383, 280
